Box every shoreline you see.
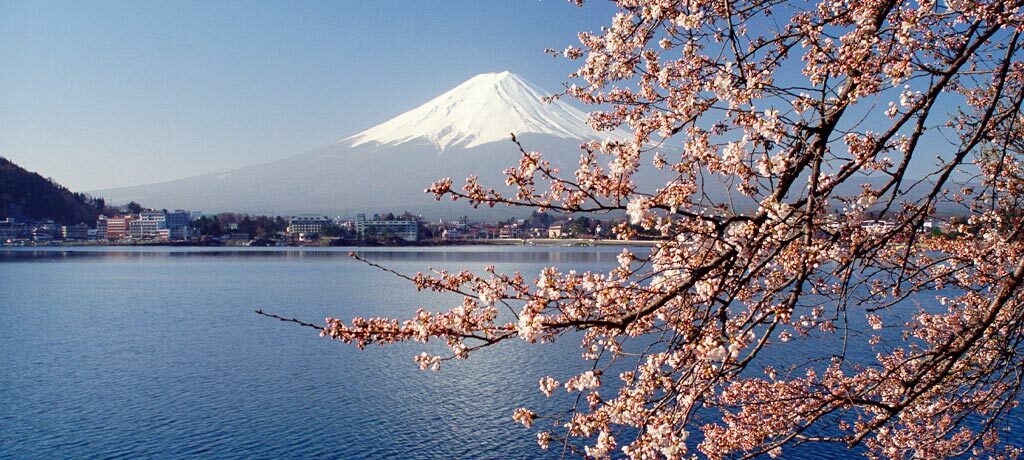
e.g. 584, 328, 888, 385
0, 238, 660, 249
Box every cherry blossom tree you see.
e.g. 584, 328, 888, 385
262, 0, 1024, 457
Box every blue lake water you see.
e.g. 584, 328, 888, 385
0, 246, 1019, 459
0, 247, 624, 459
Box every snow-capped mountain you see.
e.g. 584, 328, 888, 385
345, 71, 622, 151
93, 71, 636, 216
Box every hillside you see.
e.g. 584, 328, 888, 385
0, 157, 106, 225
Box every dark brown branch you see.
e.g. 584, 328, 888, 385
255, 309, 325, 331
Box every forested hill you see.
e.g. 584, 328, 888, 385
0, 157, 107, 225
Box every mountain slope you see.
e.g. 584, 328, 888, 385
93, 72, 637, 216
0, 157, 106, 225
94, 135, 614, 216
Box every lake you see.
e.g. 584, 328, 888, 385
0, 247, 1019, 459
0, 246, 628, 459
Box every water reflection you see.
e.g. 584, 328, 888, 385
0, 245, 645, 265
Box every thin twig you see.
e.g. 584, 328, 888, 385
255, 309, 325, 331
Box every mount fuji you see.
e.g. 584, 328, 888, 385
93, 71, 636, 217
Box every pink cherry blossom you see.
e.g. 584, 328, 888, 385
263, 1, 1024, 457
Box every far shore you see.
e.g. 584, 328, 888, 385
1, 237, 660, 249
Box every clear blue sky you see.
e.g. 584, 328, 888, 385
0, 1, 617, 190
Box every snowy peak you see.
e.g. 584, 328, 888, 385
344, 71, 623, 151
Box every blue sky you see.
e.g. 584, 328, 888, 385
0, 1, 618, 190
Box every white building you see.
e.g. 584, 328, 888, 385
355, 214, 417, 241
548, 223, 565, 239
288, 216, 329, 241
861, 220, 895, 234
130, 211, 166, 239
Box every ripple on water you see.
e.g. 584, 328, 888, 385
1, 247, 1020, 458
